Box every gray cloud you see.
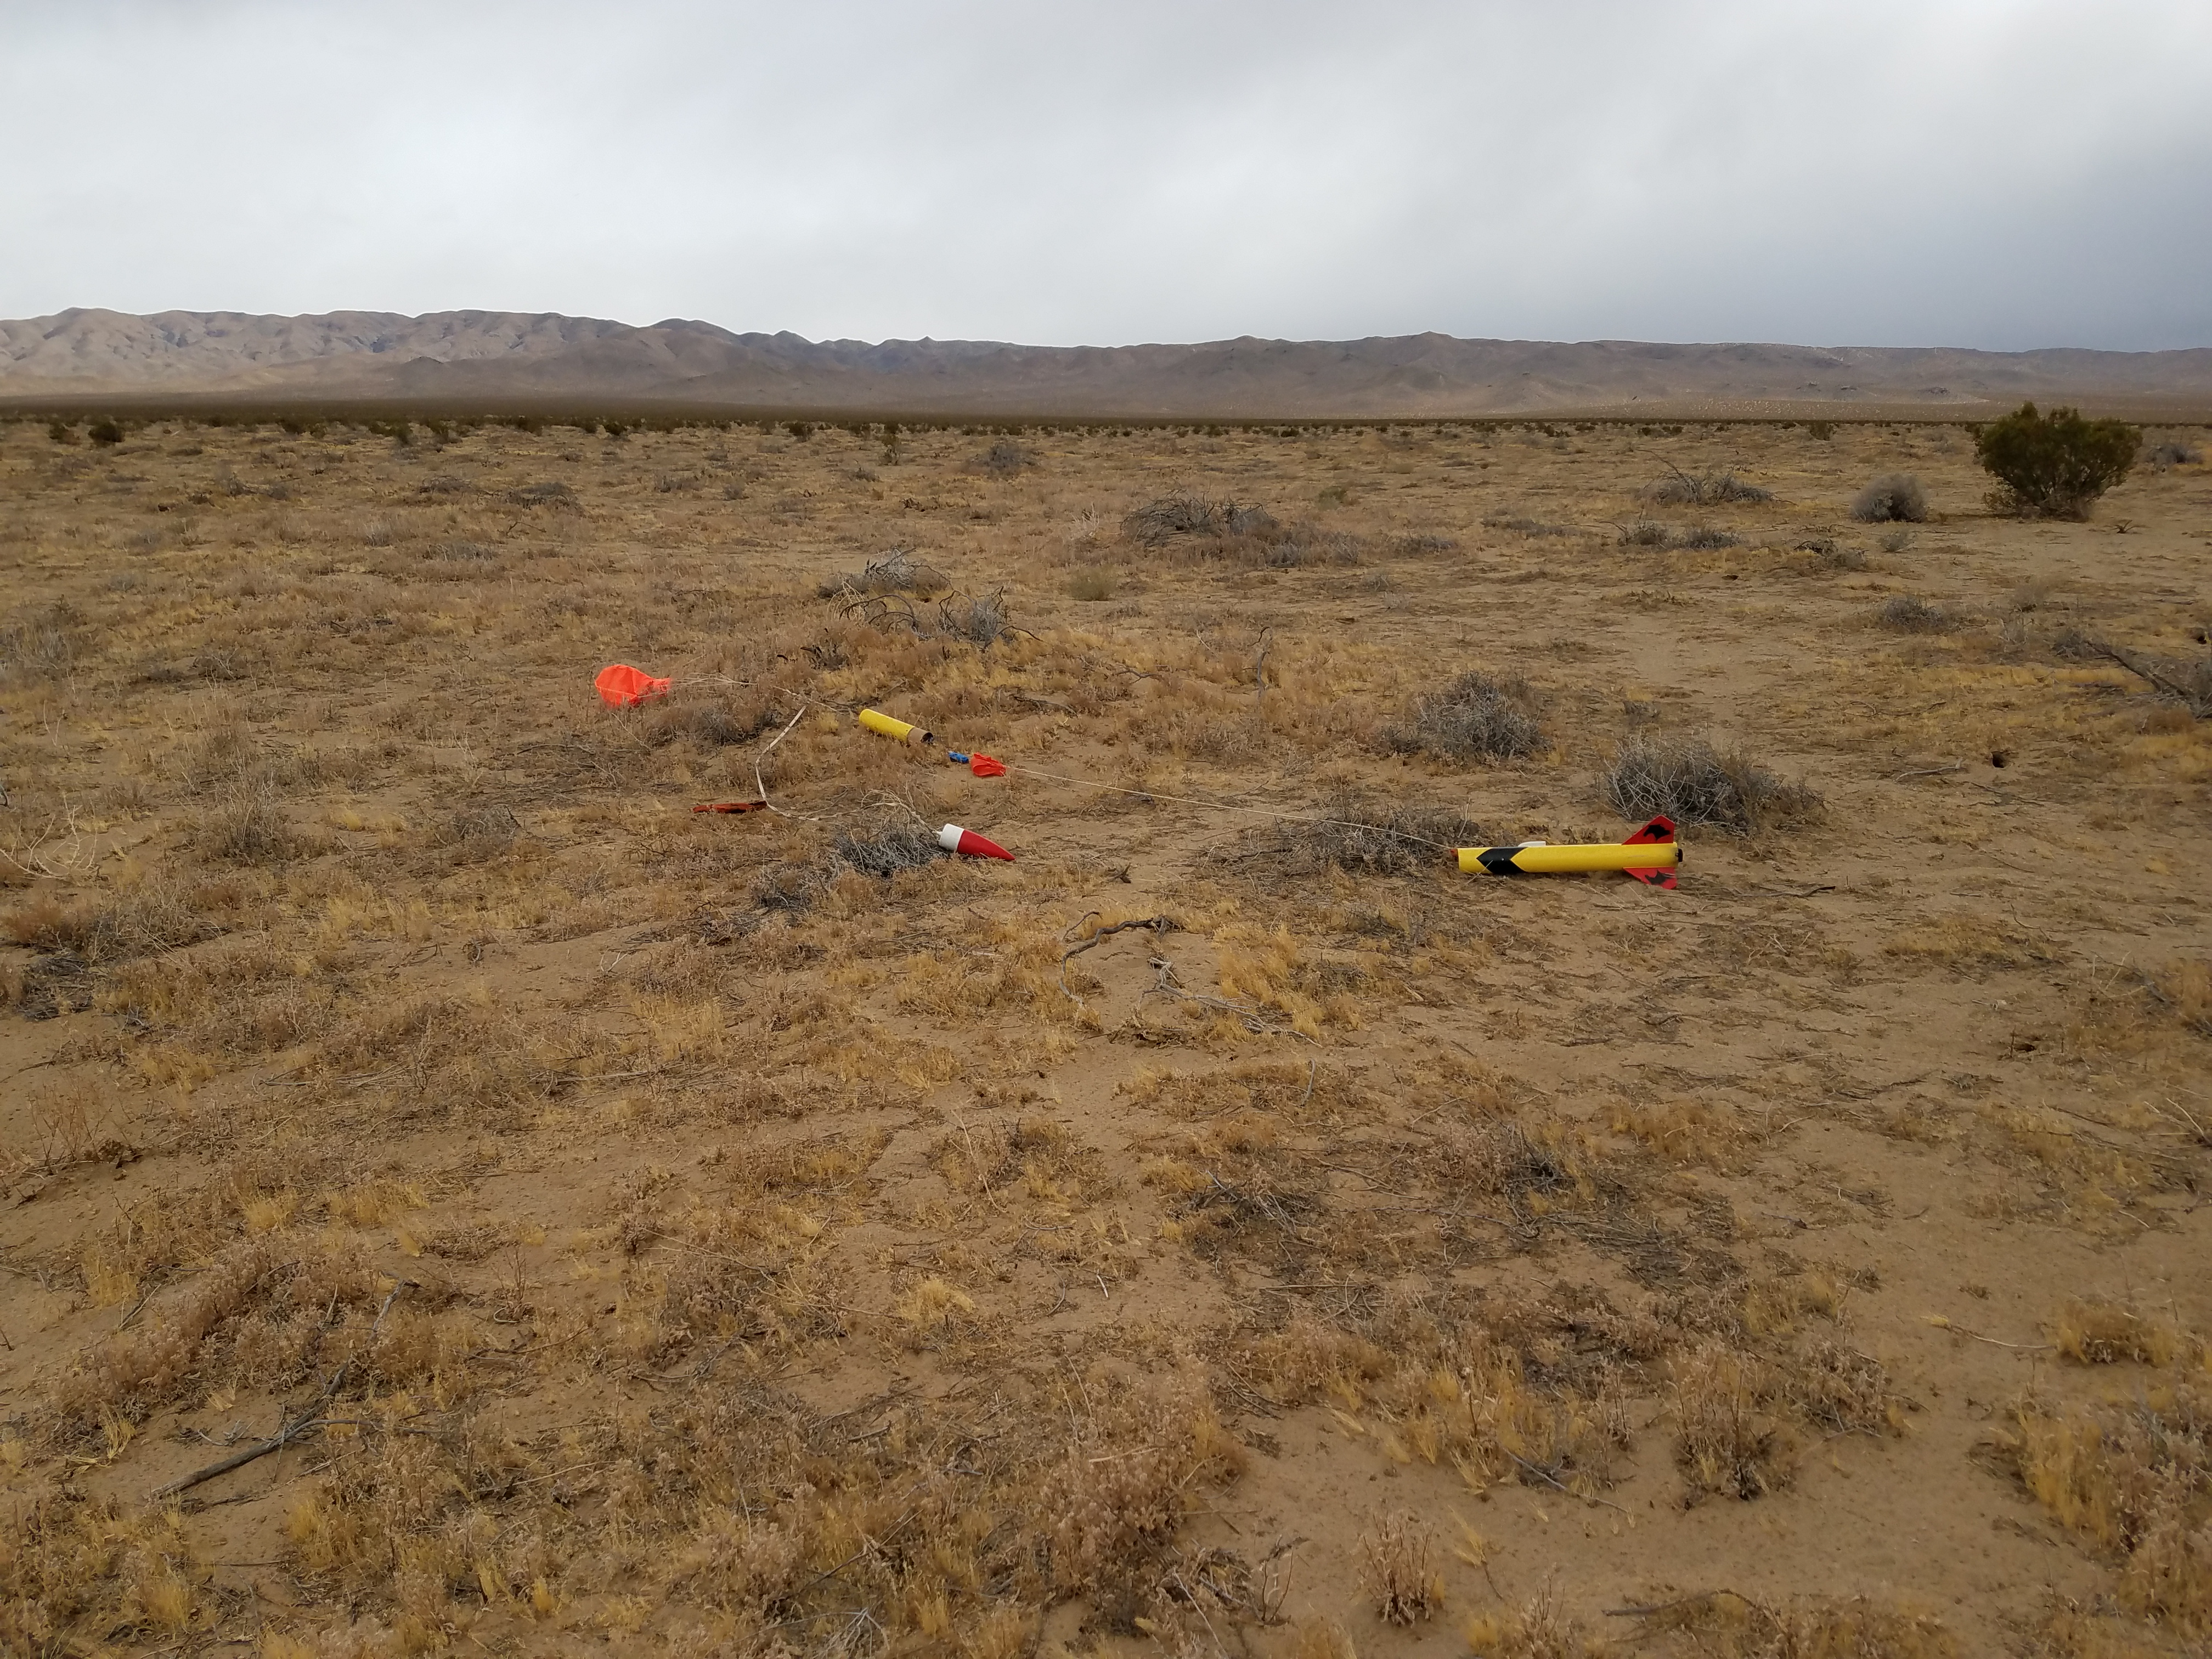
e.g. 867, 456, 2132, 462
4, 0, 2207, 348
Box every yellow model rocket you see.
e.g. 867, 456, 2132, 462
1457, 815, 1680, 888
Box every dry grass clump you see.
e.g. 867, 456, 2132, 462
755, 821, 947, 912
1462, 1581, 1603, 1659
1620, 1591, 1954, 1658
2052, 1300, 2194, 1368
2145, 438, 2203, 469
1645, 466, 1772, 506
2138, 958, 2212, 1042
0, 601, 81, 685
1671, 1343, 1790, 1501
1359, 1511, 1442, 1624
1, 1494, 204, 1652
1384, 670, 1544, 763
194, 781, 303, 864
2005, 1381, 2211, 1629
1068, 565, 1117, 601
1877, 594, 1958, 634
1852, 473, 1930, 522
1601, 738, 1821, 834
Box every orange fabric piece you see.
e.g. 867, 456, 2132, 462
596, 663, 672, 708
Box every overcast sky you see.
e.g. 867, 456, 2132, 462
5, 1, 2208, 350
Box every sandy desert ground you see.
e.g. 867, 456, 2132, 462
2, 410, 2209, 1657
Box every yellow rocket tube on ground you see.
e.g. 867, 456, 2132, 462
1456, 841, 1681, 875
1456, 815, 1682, 887
858, 707, 933, 746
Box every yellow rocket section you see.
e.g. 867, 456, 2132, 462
1456, 840, 1681, 876
858, 707, 933, 745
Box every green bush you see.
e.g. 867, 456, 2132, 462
1974, 402, 2137, 519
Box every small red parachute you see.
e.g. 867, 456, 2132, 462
596, 663, 672, 708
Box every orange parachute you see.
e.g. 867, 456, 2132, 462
595, 663, 672, 708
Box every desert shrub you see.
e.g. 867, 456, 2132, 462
1677, 525, 1740, 550
783, 420, 812, 441
1225, 795, 1488, 879
1120, 495, 1354, 566
1805, 420, 1836, 440
1602, 737, 1821, 834
506, 480, 577, 509
975, 440, 1035, 477
2145, 437, 2203, 469
47, 419, 77, 444
1851, 473, 1928, 523
1617, 520, 1673, 546
815, 548, 948, 598
1123, 494, 1240, 545
1385, 672, 1544, 763
1390, 533, 1458, 554
87, 419, 125, 447
1877, 594, 1956, 633
1975, 402, 2138, 518
831, 823, 945, 878
1645, 467, 1771, 506
935, 590, 1015, 647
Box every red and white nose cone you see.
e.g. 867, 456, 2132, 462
937, 823, 1014, 861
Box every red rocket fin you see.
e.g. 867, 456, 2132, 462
1621, 815, 1677, 845
1623, 865, 1678, 889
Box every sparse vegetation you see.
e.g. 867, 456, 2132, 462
0, 411, 2203, 1653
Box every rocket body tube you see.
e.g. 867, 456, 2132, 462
1455, 841, 1681, 876
859, 707, 933, 746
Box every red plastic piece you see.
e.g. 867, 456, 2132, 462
968, 753, 1008, 778
595, 663, 673, 708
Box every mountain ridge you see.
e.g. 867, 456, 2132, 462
4, 306, 2209, 416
